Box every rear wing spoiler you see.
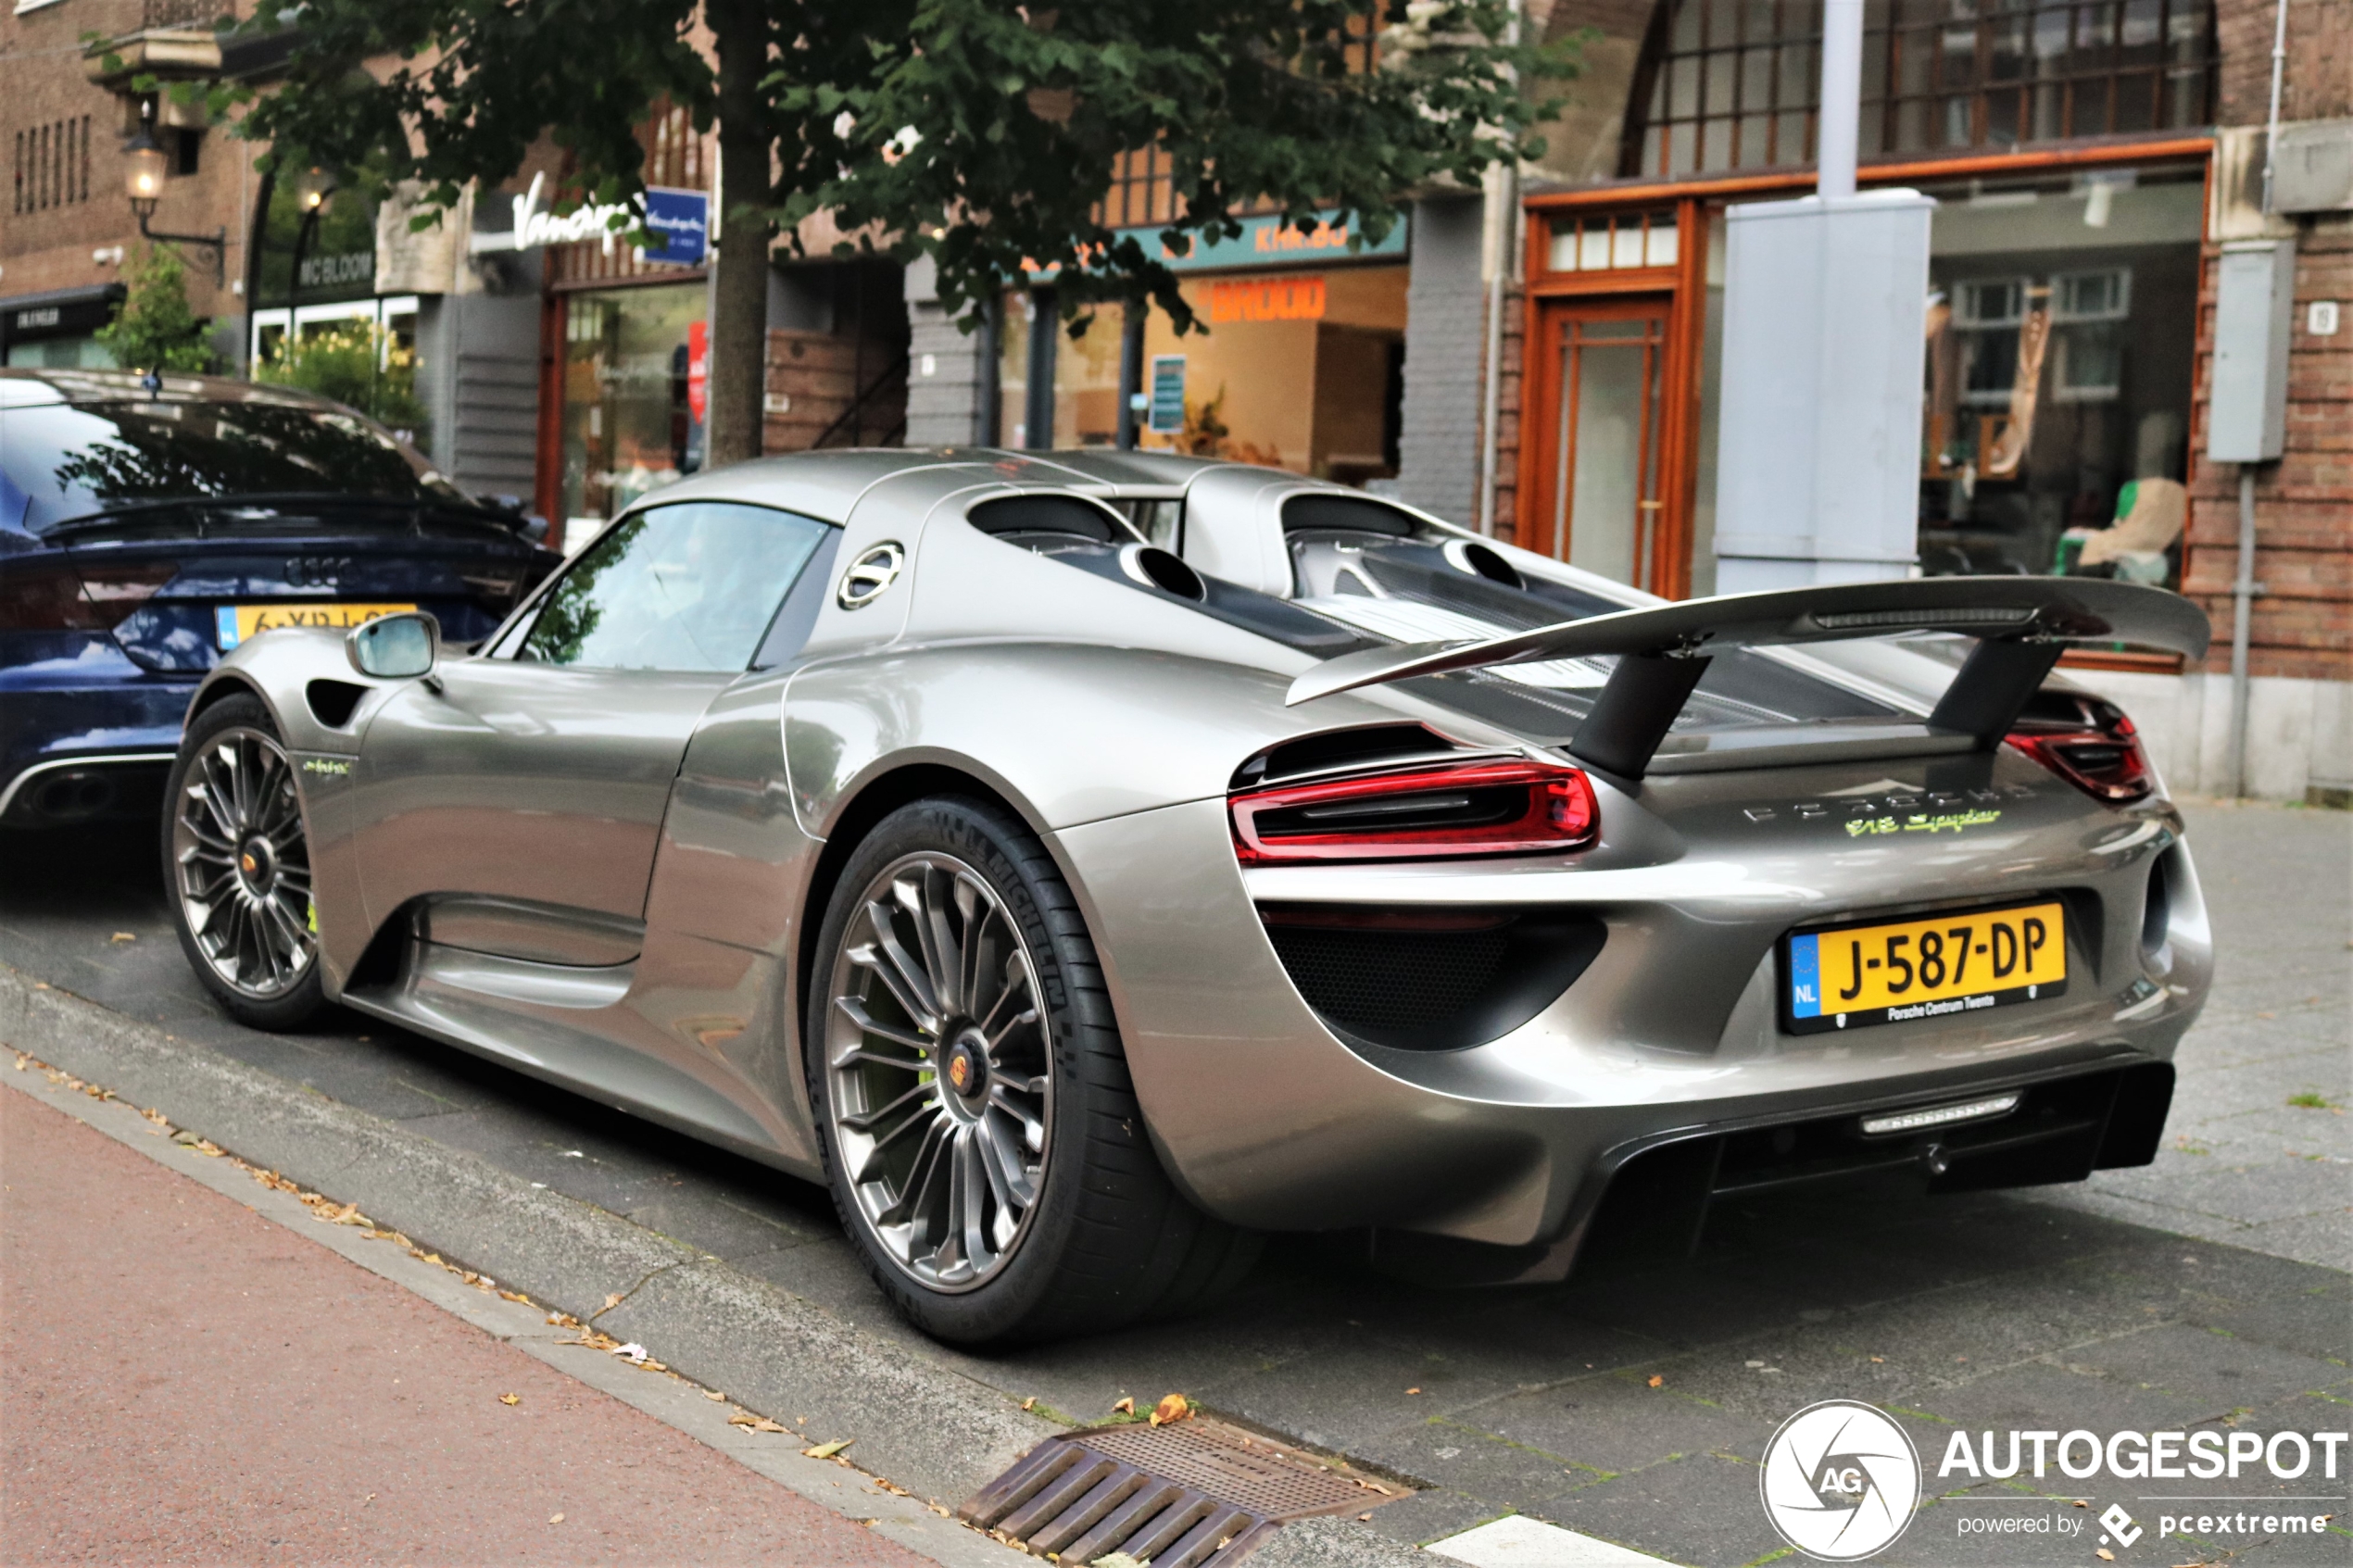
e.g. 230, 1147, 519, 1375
1287, 577, 2209, 781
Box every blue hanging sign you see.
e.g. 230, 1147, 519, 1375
642, 186, 710, 266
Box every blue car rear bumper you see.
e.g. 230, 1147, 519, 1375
0, 633, 193, 824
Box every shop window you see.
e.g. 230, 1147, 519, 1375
1916, 169, 2198, 586
1134, 266, 1409, 483
557, 282, 706, 537
1547, 209, 1680, 271
1625, 0, 2216, 178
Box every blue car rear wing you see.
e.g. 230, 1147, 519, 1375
1286, 577, 2211, 782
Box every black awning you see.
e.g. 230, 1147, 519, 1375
1, 283, 128, 347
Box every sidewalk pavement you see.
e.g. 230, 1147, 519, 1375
0, 1086, 930, 1567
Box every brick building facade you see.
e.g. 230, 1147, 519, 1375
2, 0, 258, 366
1391, 0, 2352, 802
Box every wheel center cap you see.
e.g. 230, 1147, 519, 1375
942, 1033, 989, 1102
237, 837, 275, 895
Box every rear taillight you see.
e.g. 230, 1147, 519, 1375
1230, 759, 1600, 865
2007, 710, 2154, 803
0, 561, 175, 632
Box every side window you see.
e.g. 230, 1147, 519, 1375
517, 501, 832, 671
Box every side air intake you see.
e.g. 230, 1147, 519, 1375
1257, 905, 1605, 1051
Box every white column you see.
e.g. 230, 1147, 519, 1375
1817, 0, 1865, 199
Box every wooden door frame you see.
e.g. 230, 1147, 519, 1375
1516, 198, 1710, 599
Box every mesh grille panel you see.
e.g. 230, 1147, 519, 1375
1266, 924, 1510, 1032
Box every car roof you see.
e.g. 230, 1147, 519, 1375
0, 366, 345, 412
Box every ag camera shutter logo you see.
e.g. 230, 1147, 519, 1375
1760, 1399, 1922, 1560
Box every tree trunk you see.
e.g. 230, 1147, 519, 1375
704, 0, 769, 469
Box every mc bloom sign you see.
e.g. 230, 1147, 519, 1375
480, 173, 708, 265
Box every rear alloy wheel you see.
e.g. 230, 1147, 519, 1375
164, 694, 326, 1029
809, 797, 1258, 1345
824, 851, 1052, 1290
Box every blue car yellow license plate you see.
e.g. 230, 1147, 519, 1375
1783, 899, 2067, 1034
216, 603, 416, 651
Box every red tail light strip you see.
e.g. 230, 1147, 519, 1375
1230, 759, 1600, 865
2006, 719, 2154, 804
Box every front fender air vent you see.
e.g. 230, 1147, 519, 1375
305, 679, 370, 728
1258, 904, 1605, 1051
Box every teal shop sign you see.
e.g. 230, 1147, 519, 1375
1112, 209, 1409, 273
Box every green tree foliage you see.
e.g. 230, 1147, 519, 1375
225, 2, 1570, 460
95, 245, 215, 373
256, 322, 430, 444
798, 3, 1578, 328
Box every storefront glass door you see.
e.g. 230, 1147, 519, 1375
1529, 299, 1672, 593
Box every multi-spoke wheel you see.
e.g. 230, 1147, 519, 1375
808, 796, 1260, 1346
162, 694, 326, 1028
824, 853, 1052, 1290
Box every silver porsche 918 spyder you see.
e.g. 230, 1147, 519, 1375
163, 448, 2213, 1344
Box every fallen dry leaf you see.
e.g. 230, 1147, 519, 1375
497, 1394, 520, 1406
1020, 1397, 1037, 1411
730, 1413, 789, 1434
1405, 1387, 1422, 1396
804, 1438, 853, 1460
1869, 1356, 1884, 1363
1646, 1375, 1664, 1387
602, 1293, 624, 1312
2095, 1550, 2113, 1562
548, 1512, 564, 1525
703, 1390, 726, 1402
1111, 1397, 1136, 1415
498, 1290, 530, 1305
2072, 1499, 2089, 1508
1151, 1393, 1191, 1426
110, 932, 135, 943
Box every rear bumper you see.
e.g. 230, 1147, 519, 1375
1053, 751, 2210, 1256
0, 658, 194, 824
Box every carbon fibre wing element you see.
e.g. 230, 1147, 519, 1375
1284, 577, 2210, 781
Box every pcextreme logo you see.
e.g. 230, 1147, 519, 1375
1760, 1399, 1923, 1561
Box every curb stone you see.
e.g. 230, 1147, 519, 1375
0, 961, 1051, 1512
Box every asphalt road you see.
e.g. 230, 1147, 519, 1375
1, 800, 2346, 1567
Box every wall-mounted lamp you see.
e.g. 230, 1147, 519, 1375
292, 165, 338, 212
120, 98, 226, 286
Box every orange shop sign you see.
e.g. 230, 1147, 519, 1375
1208, 276, 1327, 324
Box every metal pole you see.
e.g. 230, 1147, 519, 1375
1476, 171, 1516, 537
2228, 464, 2259, 797
1818, 0, 1865, 199
1475, 0, 1526, 536
974, 294, 1001, 446
1116, 300, 1145, 451
2260, 0, 2289, 214
1024, 287, 1057, 450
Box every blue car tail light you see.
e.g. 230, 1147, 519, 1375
0, 560, 176, 632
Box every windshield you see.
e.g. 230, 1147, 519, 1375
0, 395, 465, 533
1286, 530, 1900, 742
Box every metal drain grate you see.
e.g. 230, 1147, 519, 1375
961, 1416, 1395, 1566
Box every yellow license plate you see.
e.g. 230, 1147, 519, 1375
216, 602, 416, 650
1784, 900, 2067, 1034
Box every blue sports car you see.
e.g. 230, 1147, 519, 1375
0, 368, 560, 827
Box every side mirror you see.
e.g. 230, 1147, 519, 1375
346, 611, 441, 681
